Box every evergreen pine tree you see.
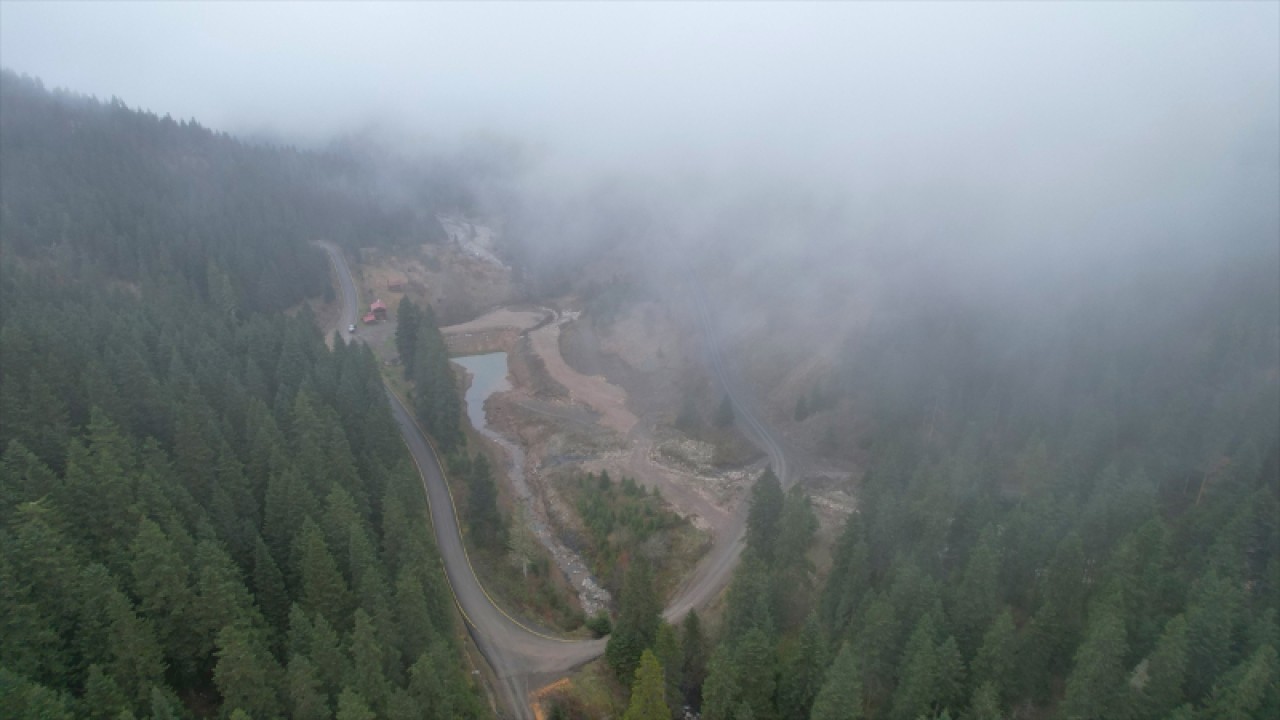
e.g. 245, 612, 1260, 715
467, 453, 504, 549
700, 648, 742, 720
296, 606, 348, 702
81, 664, 127, 720
607, 558, 661, 681
1201, 643, 1277, 720
934, 636, 966, 713
810, 641, 863, 720
0, 667, 76, 720
0, 440, 59, 521
286, 654, 330, 720
396, 298, 420, 375
193, 540, 265, 663
406, 650, 447, 716
624, 650, 671, 720
821, 518, 870, 637
853, 590, 899, 704
1185, 567, 1242, 700
336, 687, 376, 720
733, 629, 779, 720
213, 623, 282, 720
746, 468, 784, 562
967, 681, 1003, 720
774, 488, 819, 629
251, 534, 290, 639
778, 613, 829, 720
654, 621, 683, 716
681, 609, 709, 710
347, 609, 388, 714
99, 582, 166, 711
1060, 600, 1128, 720
891, 612, 940, 720
128, 518, 197, 677
951, 527, 1002, 656
970, 609, 1016, 693
295, 517, 352, 631
1127, 614, 1189, 720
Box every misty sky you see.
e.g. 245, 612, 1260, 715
3, 2, 1276, 176
3, 0, 1278, 291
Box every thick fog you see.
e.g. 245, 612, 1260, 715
3, 2, 1277, 308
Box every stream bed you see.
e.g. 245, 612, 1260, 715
454, 352, 611, 617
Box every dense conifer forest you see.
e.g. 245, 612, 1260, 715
693, 246, 1280, 717
0, 71, 484, 719
4, 40, 1279, 720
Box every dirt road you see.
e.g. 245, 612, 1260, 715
459, 306, 735, 541
508, 291, 788, 624
662, 280, 796, 619
324, 245, 603, 719
323, 245, 789, 716
442, 291, 791, 624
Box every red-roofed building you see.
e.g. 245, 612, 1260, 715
362, 312, 378, 324
371, 299, 388, 321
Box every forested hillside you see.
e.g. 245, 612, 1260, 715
698, 245, 1280, 718
0, 72, 485, 719
0, 70, 444, 314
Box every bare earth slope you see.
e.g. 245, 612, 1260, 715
325, 244, 788, 718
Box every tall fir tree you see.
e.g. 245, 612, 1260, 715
607, 558, 662, 681
745, 468, 784, 562
777, 613, 830, 720
810, 641, 863, 720
1126, 614, 1189, 720
395, 298, 420, 375
213, 623, 283, 720
680, 610, 709, 709
624, 650, 671, 720
1059, 600, 1128, 720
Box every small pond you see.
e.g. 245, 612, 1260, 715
454, 352, 511, 432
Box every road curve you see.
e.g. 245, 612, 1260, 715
384, 387, 605, 711
321, 244, 601, 719
320, 244, 787, 717
664, 279, 790, 622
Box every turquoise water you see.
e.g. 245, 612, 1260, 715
454, 352, 511, 431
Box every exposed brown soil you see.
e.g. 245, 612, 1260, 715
445, 307, 547, 335
529, 312, 637, 436
501, 304, 762, 558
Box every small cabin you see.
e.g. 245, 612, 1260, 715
370, 299, 388, 321
362, 312, 378, 324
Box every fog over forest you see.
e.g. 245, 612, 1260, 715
5, 2, 1276, 291
2, 4, 1278, 720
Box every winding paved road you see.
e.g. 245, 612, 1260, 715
320, 244, 787, 718
323, 244, 600, 718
